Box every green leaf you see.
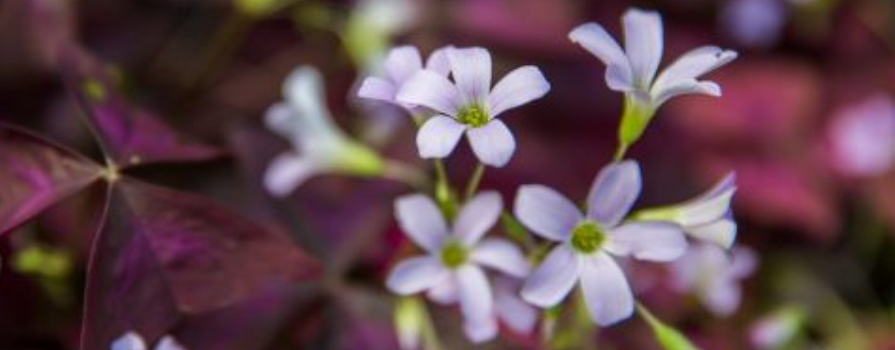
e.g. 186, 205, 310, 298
637, 304, 703, 350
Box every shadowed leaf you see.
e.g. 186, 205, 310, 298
0, 124, 102, 235
81, 178, 320, 350
59, 48, 222, 168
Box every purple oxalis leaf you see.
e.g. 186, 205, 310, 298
59, 47, 222, 168
81, 178, 321, 350
0, 124, 102, 235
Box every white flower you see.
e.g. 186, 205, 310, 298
386, 191, 530, 343
670, 243, 757, 317
828, 94, 895, 177
397, 47, 551, 167
264, 66, 384, 196
514, 160, 687, 325
111, 332, 185, 350
749, 307, 805, 350
358, 45, 451, 111
569, 9, 737, 113
634, 173, 738, 248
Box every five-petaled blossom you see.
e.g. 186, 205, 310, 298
670, 243, 757, 317
634, 173, 738, 249
111, 332, 185, 350
397, 47, 551, 167
264, 66, 384, 197
358, 45, 450, 111
386, 191, 530, 343
569, 9, 737, 147
514, 160, 687, 325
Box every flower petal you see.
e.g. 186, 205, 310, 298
427, 277, 459, 305
384, 46, 423, 85
622, 8, 664, 87
653, 80, 723, 107
453, 191, 503, 245
358, 76, 398, 102
112, 332, 147, 350
580, 253, 635, 325
652, 46, 737, 98
605, 221, 687, 262
687, 216, 737, 249
463, 317, 498, 344
426, 46, 453, 76
521, 245, 581, 307
387, 256, 449, 295
395, 194, 449, 252
283, 66, 337, 134
416, 115, 466, 159
467, 119, 516, 167
677, 172, 737, 226
731, 247, 758, 279
487, 66, 551, 117
472, 238, 530, 278
397, 70, 462, 116
457, 265, 494, 324
514, 185, 582, 241
704, 277, 742, 317
264, 153, 319, 197
155, 336, 186, 350
586, 160, 642, 226
568, 23, 634, 91
495, 279, 538, 334
447, 47, 492, 104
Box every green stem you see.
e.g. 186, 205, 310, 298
433, 159, 457, 218
381, 160, 429, 189
464, 163, 486, 200
613, 143, 629, 162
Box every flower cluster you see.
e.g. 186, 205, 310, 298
111, 332, 185, 350
260, 6, 747, 348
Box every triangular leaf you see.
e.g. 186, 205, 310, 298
638, 304, 703, 350
0, 124, 102, 235
59, 47, 222, 168
80, 178, 320, 350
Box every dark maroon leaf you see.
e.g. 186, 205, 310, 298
81, 178, 320, 350
0, 124, 102, 235
59, 47, 222, 168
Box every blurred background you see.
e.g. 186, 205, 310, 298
0, 0, 893, 349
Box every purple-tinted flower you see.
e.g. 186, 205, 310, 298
670, 243, 757, 317
721, 0, 788, 49
635, 173, 738, 248
828, 94, 895, 177
397, 47, 551, 167
514, 161, 687, 325
264, 66, 384, 196
358, 45, 451, 111
386, 191, 530, 343
111, 332, 185, 350
569, 9, 737, 113
749, 307, 805, 350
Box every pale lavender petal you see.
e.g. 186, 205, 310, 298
568, 23, 634, 91
731, 247, 758, 279
829, 95, 895, 176
416, 116, 466, 159
155, 336, 186, 350
457, 265, 494, 324
397, 70, 462, 116
653, 80, 723, 107
487, 66, 551, 117
358, 76, 398, 102
514, 185, 582, 241
263, 153, 319, 197
427, 277, 459, 305
111, 332, 147, 350
467, 119, 516, 167
605, 221, 687, 262
704, 277, 742, 317
622, 9, 664, 87
652, 46, 737, 98
586, 160, 642, 226
264, 102, 297, 140
395, 194, 449, 252
447, 47, 492, 104
676, 173, 737, 226
463, 317, 498, 344
384, 46, 424, 84
453, 191, 503, 245
426, 46, 453, 76
495, 279, 538, 334
471, 238, 530, 278
687, 216, 737, 249
521, 245, 581, 307
387, 256, 449, 295
580, 253, 635, 325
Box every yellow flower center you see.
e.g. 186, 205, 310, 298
570, 221, 606, 254
440, 240, 468, 268
457, 105, 489, 128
